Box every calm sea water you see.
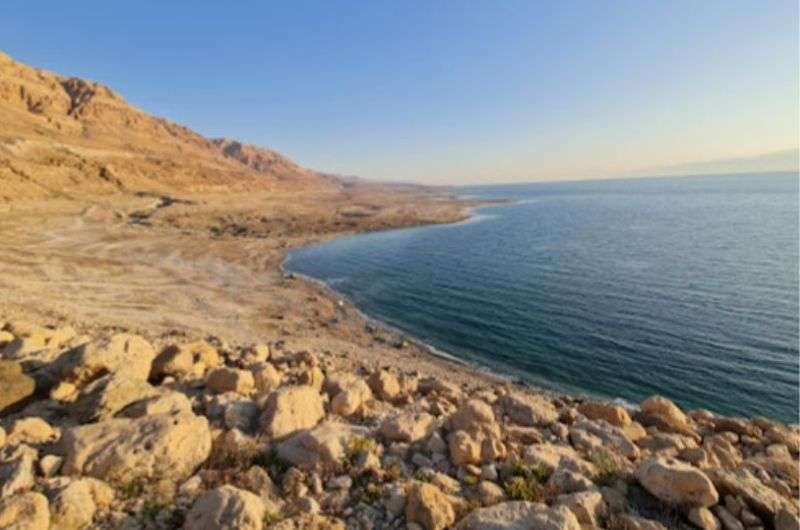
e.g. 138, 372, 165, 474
285, 172, 799, 422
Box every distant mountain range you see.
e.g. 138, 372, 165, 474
631, 149, 799, 179
0, 51, 340, 201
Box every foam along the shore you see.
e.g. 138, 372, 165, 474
0, 320, 798, 530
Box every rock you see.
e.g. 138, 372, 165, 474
622, 421, 648, 442
72, 373, 159, 421
455, 501, 581, 530
0, 445, 36, 498
367, 370, 401, 401
384, 484, 406, 519
0, 429, 4, 448
381, 409, 435, 443
636, 457, 718, 507
500, 393, 558, 426
206, 367, 255, 395
555, 490, 607, 526
449, 430, 481, 466
116, 390, 193, 418
52, 333, 155, 387
60, 411, 211, 483
298, 366, 324, 391
712, 418, 760, 438
776, 509, 800, 530
712, 505, 744, 530
0, 361, 36, 415
37, 455, 62, 478
44, 477, 114, 530
477, 481, 506, 506
329, 379, 372, 417
0, 492, 50, 530
184, 485, 266, 530
522, 444, 595, 476
223, 399, 260, 432
251, 362, 281, 394
241, 344, 270, 366
451, 400, 499, 435
405, 482, 455, 530
277, 421, 369, 470
151, 340, 220, 380
639, 395, 695, 436
577, 401, 632, 427
548, 468, 595, 494
708, 468, 799, 522
569, 419, 639, 459
610, 514, 668, 530
689, 507, 721, 530
6, 418, 58, 445
637, 432, 698, 453
260, 385, 325, 439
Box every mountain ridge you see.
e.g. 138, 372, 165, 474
0, 51, 338, 200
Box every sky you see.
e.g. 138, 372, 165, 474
1, 1, 798, 184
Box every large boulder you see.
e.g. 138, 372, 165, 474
206, 367, 255, 395
555, 491, 607, 526
60, 411, 211, 483
708, 468, 799, 522
259, 385, 325, 439
277, 422, 370, 470
500, 393, 558, 426
51, 334, 155, 388
577, 401, 632, 428
329, 379, 372, 417
455, 501, 581, 530
522, 444, 595, 476
6, 418, 58, 446
636, 457, 718, 507
43, 477, 114, 530
569, 419, 639, 459
151, 340, 221, 380
0, 445, 36, 498
184, 485, 265, 530
380, 409, 435, 443
0, 492, 50, 530
116, 390, 193, 418
251, 362, 281, 394
71, 373, 159, 421
0, 361, 36, 416
405, 482, 455, 530
367, 370, 401, 401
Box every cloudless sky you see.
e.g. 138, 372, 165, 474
1, 1, 797, 184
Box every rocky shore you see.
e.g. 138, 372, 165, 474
0, 314, 798, 529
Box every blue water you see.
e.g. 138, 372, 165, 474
286, 172, 799, 422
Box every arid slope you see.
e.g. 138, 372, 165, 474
0, 51, 337, 200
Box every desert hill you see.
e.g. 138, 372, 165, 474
0, 51, 337, 200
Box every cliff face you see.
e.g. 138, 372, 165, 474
0, 51, 337, 200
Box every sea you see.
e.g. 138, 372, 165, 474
284, 172, 799, 422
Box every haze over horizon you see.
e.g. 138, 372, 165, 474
2, 0, 797, 184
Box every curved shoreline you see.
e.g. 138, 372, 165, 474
277, 198, 592, 405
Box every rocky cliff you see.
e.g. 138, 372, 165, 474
0, 51, 337, 200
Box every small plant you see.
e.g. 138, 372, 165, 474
502, 460, 555, 502
120, 480, 145, 500
263, 510, 286, 525
462, 474, 479, 486
351, 482, 382, 504
142, 502, 165, 521
413, 468, 433, 483
383, 463, 404, 482
591, 451, 622, 486
340, 435, 376, 473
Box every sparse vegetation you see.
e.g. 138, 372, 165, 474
502, 460, 555, 502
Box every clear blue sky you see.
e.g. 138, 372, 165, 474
2, 1, 797, 184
